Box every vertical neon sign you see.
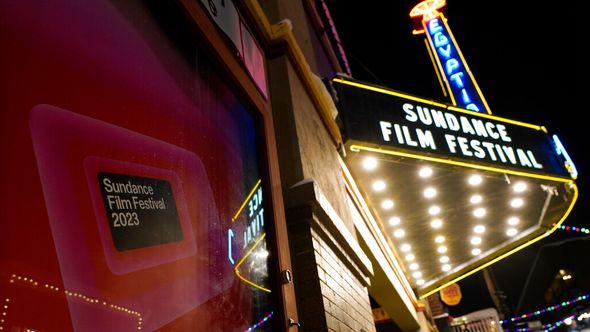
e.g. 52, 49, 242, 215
410, 0, 492, 114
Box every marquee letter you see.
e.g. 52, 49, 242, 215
449, 72, 465, 89
445, 58, 459, 75
416, 129, 437, 150
428, 19, 442, 34
403, 103, 418, 122
460, 89, 472, 104
445, 134, 458, 153
496, 124, 512, 142
466, 103, 480, 112
380, 121, 392, 142
434, 32, 449, 48
444, 113, 460, 131
439, 44, 451, 58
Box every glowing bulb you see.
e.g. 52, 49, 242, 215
442, 264, 451, 272
362, 157, 378, 171
439, 256, 449, 263
468, 174, 483, 186
389, 216, 401, 226
428, 205, 441, 215
423, 187, 437, 199
405, 254, 415, 261
435, 235, 445, 243
473, 225, 486, 234
393, 229, 405, 238
471, 236, 482, 245
409, 263, 419, 270
416, 279, 425, 286
382, 199, 394, 209
400, 243, 411, 252
437, 246, 447, 254
513, 181, 527, 193
470, 195, 482, 204
506, 228, 518, 237
510, 198, 524, 208
507, 217, 519, 226
412, 271, 422, 279
471, 248, 481, 256
256, 250, 269, 259
430, 219, 443, 229
473, 207, 486, 218
372, 180, 386, 192
419, 166, 433, 178
565, 318, 573, 326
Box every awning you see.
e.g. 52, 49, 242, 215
330, 77, 578, 298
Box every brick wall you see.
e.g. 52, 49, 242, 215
288, 207, 376, 332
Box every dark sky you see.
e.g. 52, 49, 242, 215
327, 0, 590, 318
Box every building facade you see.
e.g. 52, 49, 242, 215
2, 0, 576, 331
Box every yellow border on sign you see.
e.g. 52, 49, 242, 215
231, 179, 262, 222
234, 233, 272, 293
422, 17, 457, 106
349, 144, 573, 183
421, 14, 493, 114
332, 78, 543, 131
424, 38, 448, 98
332, 78, 448, 109
439, 13, 493, 115
418, 182, 578, 299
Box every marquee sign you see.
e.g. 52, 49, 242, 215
332, 77, 572, 179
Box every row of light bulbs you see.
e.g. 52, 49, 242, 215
362, 156, 529, 286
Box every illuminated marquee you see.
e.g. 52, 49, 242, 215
332, 78, 572, 179
411, 1, 491, 114
331, 77, 578, 298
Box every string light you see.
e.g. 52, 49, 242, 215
553, 224, 590, 234
514, 315, 577, 332
7, 274, 142, 330
244, 311, 273, 332
500, 293, 590, 324
0, 298, 9, 331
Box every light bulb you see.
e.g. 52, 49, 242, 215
468, 174, 483, 186
419, 167, 433, 178
362, 157, 378, 171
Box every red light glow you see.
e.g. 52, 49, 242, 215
410, 0, 446, 21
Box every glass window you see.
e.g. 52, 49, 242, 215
0, 0, 275, 330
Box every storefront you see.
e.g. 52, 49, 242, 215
2, 1, 576, 331
0, 0, 297, 330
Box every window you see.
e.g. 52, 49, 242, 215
0, 1, 275, 330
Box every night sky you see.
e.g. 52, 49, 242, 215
327, 0, 590, 319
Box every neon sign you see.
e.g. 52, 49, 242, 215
553, 135, 578, 179
424, 17, 489, 113
411, 1, 491, 114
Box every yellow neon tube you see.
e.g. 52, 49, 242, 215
438, 13, 493, 115
234, 233, 272, 293
333, 78, 448, 108
332, 77, 544, 131
424, 38, 448, 97
422, 18, 457, 106
349, 144, 573, 183
419, 182, 578, 299
231, 179, 262, 222
446, 106, 542, 130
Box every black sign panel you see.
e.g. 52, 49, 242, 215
98, 172, 183, 251
333, 79, 569, 177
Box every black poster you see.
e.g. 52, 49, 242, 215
97, 172, 183, 251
